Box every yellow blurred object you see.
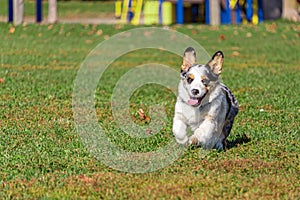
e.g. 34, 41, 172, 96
115, 1, 122, 19
162, 2, 172, 25
252, 0, 258, 25
120, 0, 129, 23
131, 0, 143, 25
230, 0, 238, 9
144, 1, 159, 25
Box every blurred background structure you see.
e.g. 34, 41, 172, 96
2, 0, 300, 25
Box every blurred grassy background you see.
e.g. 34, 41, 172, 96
0, 1, 300, 199
0, 0, 115, 19
0, 3, 299, 199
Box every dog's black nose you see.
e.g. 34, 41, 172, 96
191, 89, 199, 95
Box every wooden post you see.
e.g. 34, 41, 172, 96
282, 0, 299, 21
13, 0, 24, 25
210, 0, 220, 25
48, 0, 57, 23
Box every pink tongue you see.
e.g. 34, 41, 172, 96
188, 99, 199, 105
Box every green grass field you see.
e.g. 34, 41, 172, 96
0, 20, 299, 199
0, 0, 115, 19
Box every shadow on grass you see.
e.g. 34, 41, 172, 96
226, 133, 251, 149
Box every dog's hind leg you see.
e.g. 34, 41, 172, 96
214, 134, 226, 150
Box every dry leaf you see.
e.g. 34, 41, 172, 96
232, 51, 240, 56
114, 24, 122, 30
187, 25, 193, 29
246, 32, 252, 38
96, 29, 103, 36
138, 109, 151, 123
78, 174, 94, 184
219, 34, 226, 40
265, 23, 277, 33
138, 109, 145, 120
9, 27, 15, 34
144, 116, 150, 123
87, 30, 95, 36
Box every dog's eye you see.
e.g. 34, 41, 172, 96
187, 74, 194, 84
201, 75, 209, 86
201, 79, 209, 86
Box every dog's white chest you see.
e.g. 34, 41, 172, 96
174, 100, 205, 131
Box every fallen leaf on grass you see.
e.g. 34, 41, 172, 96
246, 32, 252, 38
87, 30, 95, 36
219, 34, 226, 40
96, 29, 103, 36
208, 26, 219, 31
9, 27, 15, 34
191, 30, 197, 35
78, 174, 94, 184
232, 51, 240, 56
187, 25, 193, 29
48, 25, 53, 30
232, 46, 240, 50
265, 23, 277, 33
114, 24, 123, 30
138, 109, 150, 123
0, 78, 4, 84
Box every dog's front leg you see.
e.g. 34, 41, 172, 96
189, 115, 219, 149
189, 97, 228, 149
172, 119, 188, 145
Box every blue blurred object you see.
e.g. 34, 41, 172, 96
8, 0, 13, 22
220, 0, 231, 24
206, 0, 263, 25
176, 0, 184, 24
36, 0, 42, 23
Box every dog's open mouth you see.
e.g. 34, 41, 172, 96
187, 96, 205, 106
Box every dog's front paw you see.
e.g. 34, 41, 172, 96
188, 135, 199, 146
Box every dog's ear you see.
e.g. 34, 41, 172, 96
207, 51, 224, 76
181, 47, 196, 72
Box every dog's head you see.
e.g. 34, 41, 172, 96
180, 47, 224, 106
